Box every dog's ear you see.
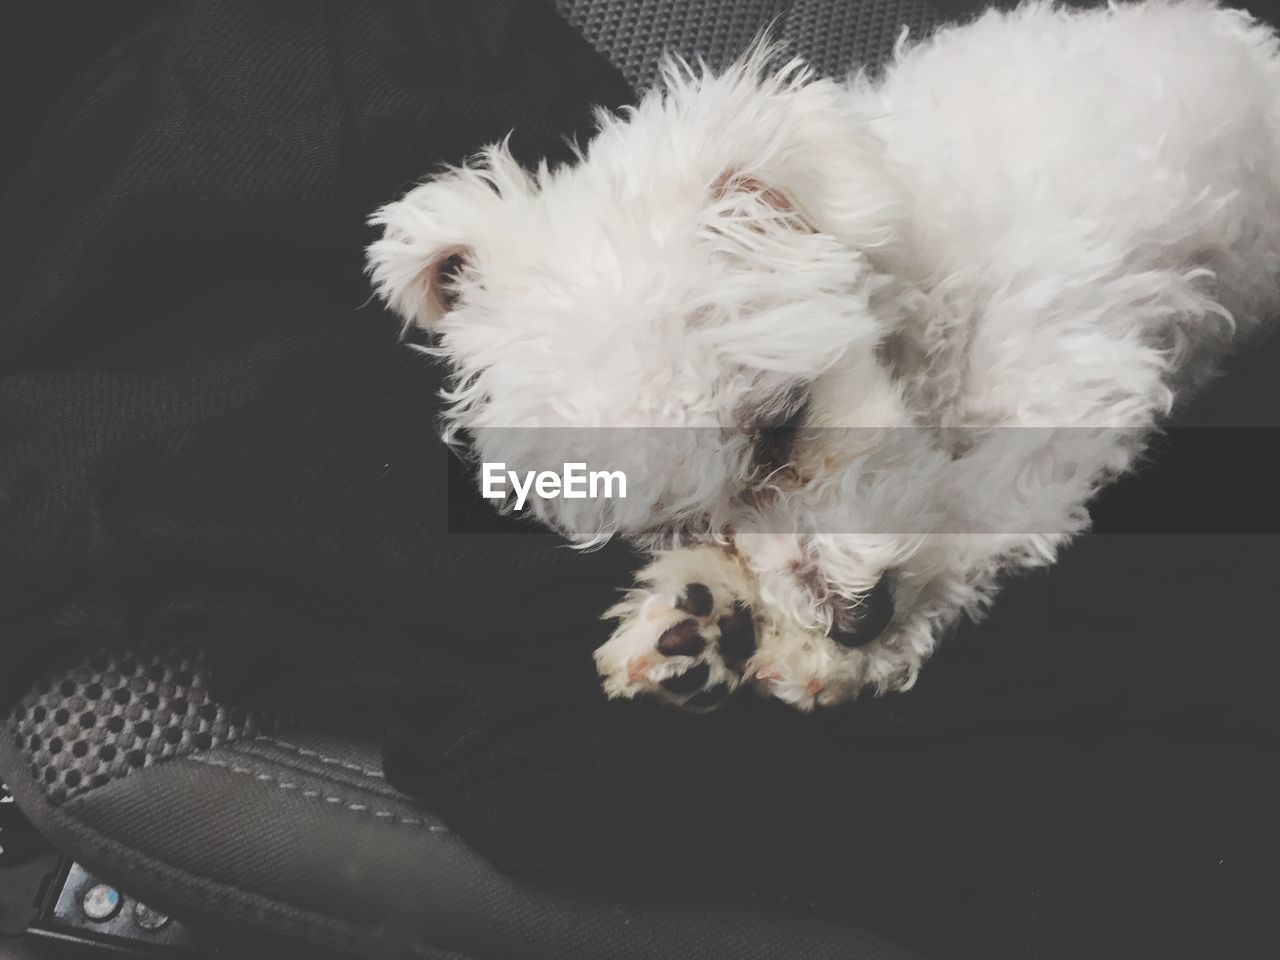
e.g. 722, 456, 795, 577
393, 243, 473, 326
367, 192, 478, 328
367, 143, 528, 328
661, 53, 907, 253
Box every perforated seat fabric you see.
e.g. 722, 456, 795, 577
9, 644, 277, 805
553, 0, 946, 88
1, 1, 945, 957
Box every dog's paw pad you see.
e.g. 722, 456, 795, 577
677, 582, 714, 617
656, 618, 706, 657
660, 661, 711, 695
717, 602, 756, 668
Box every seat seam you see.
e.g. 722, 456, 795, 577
186, 754, 447, 832
249, 735, 386, 779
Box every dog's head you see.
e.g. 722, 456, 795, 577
368, 49, 909, 539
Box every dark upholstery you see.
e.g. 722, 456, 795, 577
1, 1, 945, 957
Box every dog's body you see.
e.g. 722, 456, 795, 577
369, 1, 1280, 710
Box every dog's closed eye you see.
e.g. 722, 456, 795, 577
750, 384, 810, 477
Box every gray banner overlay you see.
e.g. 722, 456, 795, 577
445, 427, 1280, 535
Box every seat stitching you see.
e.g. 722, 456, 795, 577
249, 735, 386, 779
187, 754, 446, 832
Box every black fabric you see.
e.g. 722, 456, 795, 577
3, 3, 1278, 960
0, 0, 640, 859
0, 2, 169, 194
390, 532, 1280, 960
0, 0, 640, 709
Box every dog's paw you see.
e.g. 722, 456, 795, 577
749, 618, 924, 710
596, 546, 759, 712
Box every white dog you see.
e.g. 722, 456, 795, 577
368, 1, 1280, 712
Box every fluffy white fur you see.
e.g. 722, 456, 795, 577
368, 1, 1280, 710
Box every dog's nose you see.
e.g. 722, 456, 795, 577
830, 574, 896, 648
